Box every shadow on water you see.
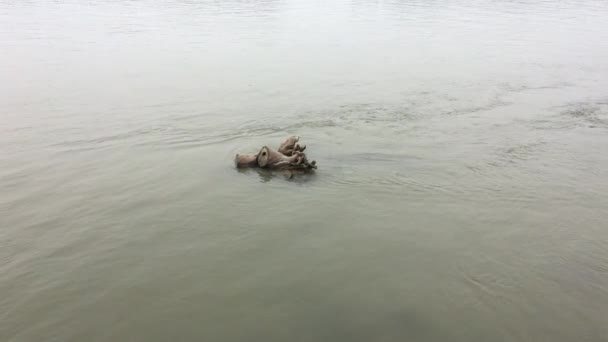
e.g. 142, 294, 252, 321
237, 167, 317, 183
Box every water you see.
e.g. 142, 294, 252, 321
2, 0, 608, 341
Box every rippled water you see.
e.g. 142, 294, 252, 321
2, 0, 608, 341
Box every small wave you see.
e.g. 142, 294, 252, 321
561, 102, 608, 128
535, 100, 608, 130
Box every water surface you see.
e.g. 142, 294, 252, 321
2, 0, 608, 341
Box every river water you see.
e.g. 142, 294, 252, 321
2, 0, 608, 341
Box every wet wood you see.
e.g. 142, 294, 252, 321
235, 136, 317, 170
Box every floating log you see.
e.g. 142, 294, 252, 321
235, 136, 317, 170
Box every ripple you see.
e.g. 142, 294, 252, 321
533, 99, 608, 130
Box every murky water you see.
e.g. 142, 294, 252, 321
2, 0, 608, 341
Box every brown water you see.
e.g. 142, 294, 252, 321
2, 0, 608, 341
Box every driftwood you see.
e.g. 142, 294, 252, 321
235, 136, 317, 171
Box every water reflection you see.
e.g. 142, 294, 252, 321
237, 167, 317, 183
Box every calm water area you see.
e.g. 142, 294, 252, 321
1, 0, 608, 341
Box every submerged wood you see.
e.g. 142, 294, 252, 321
235, 136, 317, 171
